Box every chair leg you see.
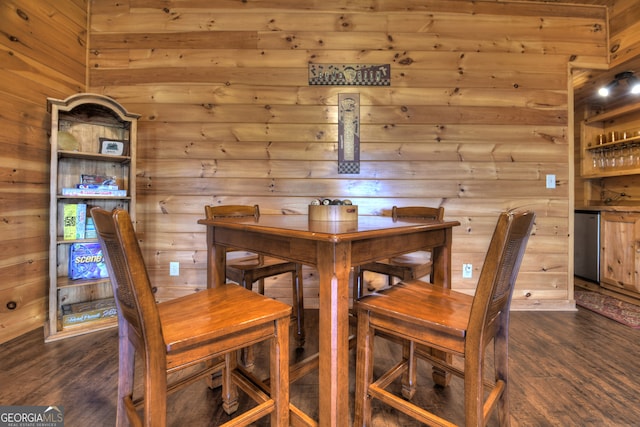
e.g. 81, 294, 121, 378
240, 346, 256, 373
495, 325, 510, 426
143, 349, 168, 426
464, 348, 485, 427
117, 333, 136, 427
292, 265, 305, 348
401, 340, 417, 399
354, 309, 375, 426
270, 316, 290, 425
431, 348, 452, 387
240, 273, 257, 372
386, 274, 394, 287
222, 351, 240, 415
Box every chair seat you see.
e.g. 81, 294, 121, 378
159, 283, 292, 357
356, 280, 473, 355
387, 251, 432, 270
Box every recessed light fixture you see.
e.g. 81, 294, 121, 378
598, 71, 640, 97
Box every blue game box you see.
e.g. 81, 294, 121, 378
69, 242, 109, 280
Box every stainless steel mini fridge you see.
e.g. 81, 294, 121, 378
574, 210, 600, 283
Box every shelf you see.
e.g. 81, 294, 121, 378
57, 195, 131, 200
57, 150, 131, 163
56, 237, 98, 244
586, 135, 640, 151
44, 317, 117, 343
580, 100, 640, 181
57, 276, 111, 289
581, 169, 640, 178
47, 93, 139, 342
585, 103, 640, 124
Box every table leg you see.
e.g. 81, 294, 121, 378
205, 226, 226, 289
316, 241, 350, 427
426, 228, 453, 386
431, 227, 452, 288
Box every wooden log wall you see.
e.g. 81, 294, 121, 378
608, 0, 640, 68
7, 0, 636, 345
573, 0, 640, 209
87, 0, 608, 312
0, 0, 87, 344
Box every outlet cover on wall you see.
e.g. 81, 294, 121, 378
462, 263, 473, 279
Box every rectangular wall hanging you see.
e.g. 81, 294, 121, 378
338, 93, 360, 174
309, 64, 390, 86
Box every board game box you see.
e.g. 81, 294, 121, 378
61, 297, 117, 327
63, 203, 87, 240
68, 242, 109, 280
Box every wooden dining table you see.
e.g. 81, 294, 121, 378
198, 214, 460, 426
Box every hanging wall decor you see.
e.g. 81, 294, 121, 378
309, 64, 387, 174
338, 93, 360, 174
309, 64, 390, 86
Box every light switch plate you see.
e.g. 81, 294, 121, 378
546, 174, 556, 189
169, 262, 179, 276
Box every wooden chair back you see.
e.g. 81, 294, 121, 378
353, 210, 535, 426
92, 207, 163, 356
93, 207, 293, 426
468, 210, 535, 351
204, 204, 262, 263
204, 203, 307, 354
392, 206, 444, 221
355, 205, 445, 298
204, 204, 260, 221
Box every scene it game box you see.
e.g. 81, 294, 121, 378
69, 242, 109, 280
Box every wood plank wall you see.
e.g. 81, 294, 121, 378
87, 0, 607, 312
0, 0, 87, 344
4, 0, 630, 345
573, 0, 640, 208
608, 0, 640, 68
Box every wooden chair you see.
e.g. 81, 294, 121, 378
91, 207, 291, 427
354, 206, 445, 299
204, 205, 306, 359
354, 210, 535, 426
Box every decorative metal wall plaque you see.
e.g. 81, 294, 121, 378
309, 64, 390, 86
338, 93, 360, 174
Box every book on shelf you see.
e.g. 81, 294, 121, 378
85, 217, 97, 239
63, 203, 87, 240
61, 188, 127, 197
61, 298, 117, 327
62, 297, 116, 315
76, 184, 119, 190
68, 242, 109, 280
80, 174, 117, 186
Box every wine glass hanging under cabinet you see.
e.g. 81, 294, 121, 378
581, 103, 640, 178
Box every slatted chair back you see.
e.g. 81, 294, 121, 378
391, 205, 444, 221
92, 207, 163, 357
205, 204, 260, 221
467, 209, 535, 352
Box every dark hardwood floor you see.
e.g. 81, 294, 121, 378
1, 305, 640, 426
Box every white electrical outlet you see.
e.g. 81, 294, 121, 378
462, 263, 473, 279
169, 262, 179, 276
546, 174, 556, 189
